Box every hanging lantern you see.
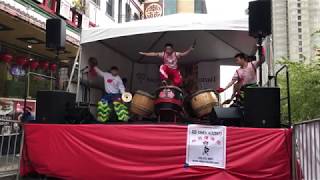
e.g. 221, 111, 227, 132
39, 61, 49, 71
30, 61, 39, 70
50, 63, 57, 72
0, 53, 13, 64
16, 56, 27, 66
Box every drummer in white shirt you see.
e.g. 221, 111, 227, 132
89, 57, 129, 122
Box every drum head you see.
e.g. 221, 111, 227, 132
190, 89, 216, 98
156, 86, 183, 93
135, 90, 154, 99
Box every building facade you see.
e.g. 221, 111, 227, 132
0, 0, 142, 99
272, 0, 320, 61
143, 0, 206, 19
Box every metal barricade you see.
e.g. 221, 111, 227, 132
0, 119, 24, 179
293, 119, 320, 180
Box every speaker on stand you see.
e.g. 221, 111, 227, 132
46, 18, 66, 90
248, 0, 271, 86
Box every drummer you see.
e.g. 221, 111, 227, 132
217, 52, 265, 103
89, 57, 129, 122
139, 42, 195, 87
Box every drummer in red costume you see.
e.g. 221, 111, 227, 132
139, 43, 195, 86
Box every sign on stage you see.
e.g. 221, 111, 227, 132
186, 125, 226, 169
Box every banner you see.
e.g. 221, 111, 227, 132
186, 125, 226, 169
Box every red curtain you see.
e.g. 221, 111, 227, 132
21, 124, 292, 180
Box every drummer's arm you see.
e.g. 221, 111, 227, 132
117, 77, 125, 94
224, 79, 237, 91
139, 52, 161, 57
178, 46, 194, 57
93, 66, 105, 77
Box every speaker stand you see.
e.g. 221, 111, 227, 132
257, 34, 264, 86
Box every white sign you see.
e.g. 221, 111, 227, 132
59, 0, 72, 20
186, 125, 226, 169
81, 15, 90, 28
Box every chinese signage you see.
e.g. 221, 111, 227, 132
186, 125, 226, 169
59, 0, 72, 21
144, 1, 163, 19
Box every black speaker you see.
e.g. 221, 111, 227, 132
36, 91, 76, 123
244, 87, 280, 128
209, 107, 243, 127
249, 0, 271, 37
46, 19, 66, 49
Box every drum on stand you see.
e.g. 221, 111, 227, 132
154, 86, 184, 123
130, 90, 154, 117
190, 89, 219, 117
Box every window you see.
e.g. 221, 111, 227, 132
194, 0, 207, 14
298, 22, 302, 26
92, 0, 100, 7
133, 13, 139, 20
299, 34, 302, 39
106, 0, 114, 18
298, 16, 301, 20
125, 3, 131, 22
299, 47, 303, 52
118, 0, 122, 23
297, 3, 301, 8
298, 28, 302, 33
299, 41, 302, 46
299, 54, 304, 59
297, 9, 301, 14
164, 0, 176, 15
41, 0, 58, 13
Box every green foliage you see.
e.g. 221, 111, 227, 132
277, 59, 320, 122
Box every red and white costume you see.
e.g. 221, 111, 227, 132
158, 52, 182, 86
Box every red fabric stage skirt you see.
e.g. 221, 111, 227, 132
21, 124, 292, 180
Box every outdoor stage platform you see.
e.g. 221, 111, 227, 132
21, 124, 292, 180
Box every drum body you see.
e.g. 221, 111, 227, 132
154, 86, 184, 115
190, 89, 218, 117
130, 90, 154, 117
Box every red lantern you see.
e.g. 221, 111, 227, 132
39, 61, 49, 70
50, 63, 57, 72
0, 53, 13, 64
16, 56, 27, 66
30, 61, 39, 70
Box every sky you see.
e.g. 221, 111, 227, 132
205, 0, 251, 20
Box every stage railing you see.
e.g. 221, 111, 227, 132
293, 118, 320, 180
0, 119, 24, 179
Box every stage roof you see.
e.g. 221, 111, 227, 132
80, 14, 257, 63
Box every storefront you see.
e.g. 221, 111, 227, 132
0, 0, 80, 121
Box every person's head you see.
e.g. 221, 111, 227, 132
164, 43, 174, 54
110, 66, 119, 76
234, 53, 248, 66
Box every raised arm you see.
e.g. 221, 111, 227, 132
93, 66, 104, 77
178, 46, 194, 57
139, 52, 161, 57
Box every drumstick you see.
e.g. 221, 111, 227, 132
192, 40, 197, 49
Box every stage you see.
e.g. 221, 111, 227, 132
20, 124, 292, 180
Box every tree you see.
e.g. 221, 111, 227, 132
278, 59, 320, 122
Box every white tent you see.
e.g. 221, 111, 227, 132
78, 14, 257, 103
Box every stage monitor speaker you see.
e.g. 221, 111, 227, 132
249, 0, 271, 37
46, 19, 66, 49
36, 91, 76, 123
244, 87, 280, 128
209, 107, 243, 127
